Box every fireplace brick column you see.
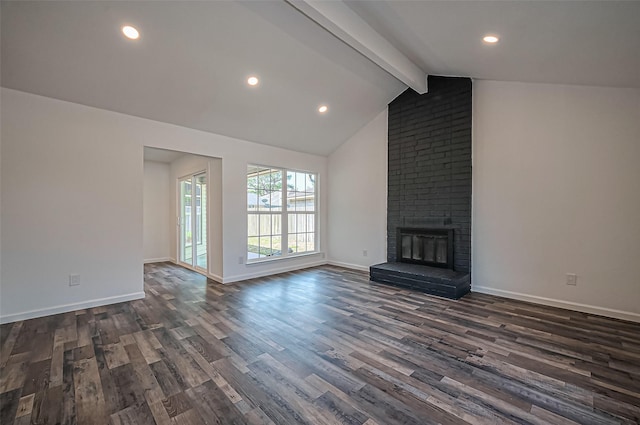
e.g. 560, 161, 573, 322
387, 76, 472, 273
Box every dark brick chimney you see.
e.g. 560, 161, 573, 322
387, 76, 472, 273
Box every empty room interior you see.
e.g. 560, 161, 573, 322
1, 1, 639, 424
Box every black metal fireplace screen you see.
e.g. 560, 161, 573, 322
397, 228, 454, 269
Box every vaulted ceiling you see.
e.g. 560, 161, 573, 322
345, 1, 640, 89
2, 1, 639, 156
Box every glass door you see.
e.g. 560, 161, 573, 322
179, 176, 193, 266
194, 173, 207, 270
178, 172, 207, 271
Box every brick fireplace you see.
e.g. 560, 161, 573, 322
370, 76, 472, 299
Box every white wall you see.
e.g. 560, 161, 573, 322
143, 160, 171, 263
0, 90, 4, 293
208, 158, 223, 280
1, 89, 145, 323
0, 88, 327, 323
327, 110, 388, 270
473, 80, 640, 321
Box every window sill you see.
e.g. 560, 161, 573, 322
246, 251, 324, 266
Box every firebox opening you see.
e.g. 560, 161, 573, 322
397, 228, 454, 269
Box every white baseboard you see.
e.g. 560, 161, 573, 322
144, 257, 174, 264
222, 260, 328, 284
472, 285, 640, 323
207, 273, 223, 283
0, 291, 146, 324
327, 261, 370, 272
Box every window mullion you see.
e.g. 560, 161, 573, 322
282, 168, 288, 257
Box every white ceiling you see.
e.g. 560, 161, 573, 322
143, 147, 186, 164
1, 1, 404, 156
345, 1, 640, 89
2, 1, 639, 157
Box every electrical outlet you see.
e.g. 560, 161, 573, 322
566, 273, 577, 286
69, 274, 80, 286
238, 256, 244, 264
362, 249, 368, 257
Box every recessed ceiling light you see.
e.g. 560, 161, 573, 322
483, 35, 499, 44
318, 105, 328, 113
122, 25, 139, 40
247, 76, 259, 86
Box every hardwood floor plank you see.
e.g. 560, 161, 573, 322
94, 343, 121, 415
149, 360, 183, 398
61, 348, 77, 425
593, 392, 640, 423
348, 383, 431, 425
270, 346, 367, 396
0, 322, 23, 368
0, 361, 27, 394
185, 380, 247, 425
2, 263, 639, 424
109, 400, 155, 425
109, 364, 146, 412
530, 404, 582, 425
73, 357, 108, 425
103, 343, 131, 370
185, 335, 225, 363
50, 342, 65, 388
253, 353, 324, 399
313, 390, 368, 425
147, 400, 173, 425
123, 343, 165, 404
179, 339, 244, 405
214, 356, 311, 424
21, 359, 50, 395
244, 407, 277, 425
0, 388, 21, 425
152, 328, 210, 389
96, 317, 120, 346
162, 391, 192, 418
15, 393, 34, 419
31, 385, 63, 425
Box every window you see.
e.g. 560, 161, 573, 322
247, 165, 317, 261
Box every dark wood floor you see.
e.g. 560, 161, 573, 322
1, 263, 639, 425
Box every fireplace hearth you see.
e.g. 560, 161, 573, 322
371, 226, 469, 299
369, 262, 470, 299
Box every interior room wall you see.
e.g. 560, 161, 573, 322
143, 160, 171, 263
1, 89, 145, 323
327, 110, 388, 270
0, 100, 4, 293
208, 158, 223, 280
0, 109, 3, 291
0, 88, 328, 323
473, 80, 640, 321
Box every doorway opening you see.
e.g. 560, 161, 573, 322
143, 147, 222, 281
179, 172, 208, 271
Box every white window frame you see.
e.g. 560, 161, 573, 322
247, 165, 318, 263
